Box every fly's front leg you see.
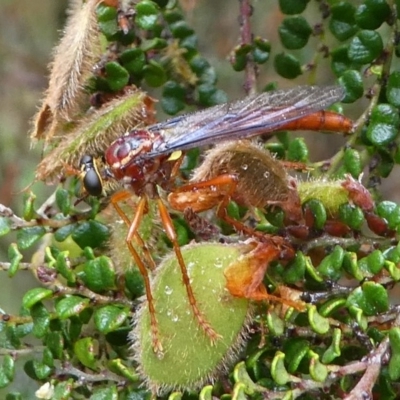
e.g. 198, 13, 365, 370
111, 191, 156, 270
111, 193, 162, 355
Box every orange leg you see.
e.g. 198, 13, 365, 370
111, 190, 156, 270
111, 193, 161, 354
170, 174, 268, 240
157, 198, 222, 343
225, 240, 304, 310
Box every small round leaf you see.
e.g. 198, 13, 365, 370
355, 0, 391, 30
55, 296, 90, 319
274, 53, 302, 79
279, 0, 310, 14
348, 30, 384, 64
338, 70, 364, 103
71, 220, 110, 249
386, 71, 400, 108
135, 0, 159, 31
329, 2, 358, 42
279, 16, 312, 50
94, 305, 129, 334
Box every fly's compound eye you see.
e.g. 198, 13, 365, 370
79, 155, 103, 197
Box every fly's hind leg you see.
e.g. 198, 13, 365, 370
157, 198, 222, 344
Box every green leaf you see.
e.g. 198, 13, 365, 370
108, 358, 139, 382
342, 252, 364, 280
322, 328, 342, 363
80, 256, 116, 292
308, 305, 330, 334
253, 37, 270, 64
71, 221, 110, 249
141, 37, 167, 52
329, 2, 358, 41
377, 201, 400, 229
364, 250, 385, 274
54, 223, 76, 242
346, 282, 389, 315
74, 337, 98, 370
331, 46, 362, 77
190, 57, 217, 85
53, 381, 72, 399
319, 298, 347, 317
287, 137, 308, 162
105, 62, 130, 92
366, 105, 399, 146
339, 204, 365, 230
2, 355, 14, 383
279, 16, 312, 50
197, 84, 228, 107
22, 288, 53, 309
274, 53, 302, 79
303, 199, 327, 230
55, 189, 71, 216
24, 360, 52, 380
125, 268, 145, 297
283, 251, 306, 284
389, 327, 400, 379
120, 48, 146, 75
317, 245, 345, 280
161, 81, 186, 115
169, 20, 194, 39
143, 60, 167, 87
0, 217, 10, 237
367, 125, 398, 148
7, 244, 22, 277
45, 331, 64, 359
90, 386, 118, 400
266, 310, 285, 336
338, 69, 364, 103
386, 71, 400, 108
55, 251, 76, 283
355, 0, 391, 30
309, 351, 328, 382
31, 303, 50, 338
348, 30, 384, 64
135, 0, 159, 31
271, 352, 289, 385
231, 44, 252, 72
344, 148, 362, 177
96, 4, 119, 39
0, 368, 11, 389
16, 226, 46, 250
94, 306, 129, 334
279, 0, 310, 14
283, 338, 309, 373
55, 296, 90, 319
371, 103, 400, 128
22, 192, 36, 221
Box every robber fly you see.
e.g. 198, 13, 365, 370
80, 85, 353, 355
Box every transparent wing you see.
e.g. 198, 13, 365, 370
147, 86, 344, 156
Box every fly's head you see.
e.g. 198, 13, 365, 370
79, 154, 104, 197
79, 154, 116, 197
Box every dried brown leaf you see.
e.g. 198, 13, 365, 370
31, 0, 102, 143
35, 88, 156, 182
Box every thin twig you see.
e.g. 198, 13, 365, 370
239, 0, 257, 95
